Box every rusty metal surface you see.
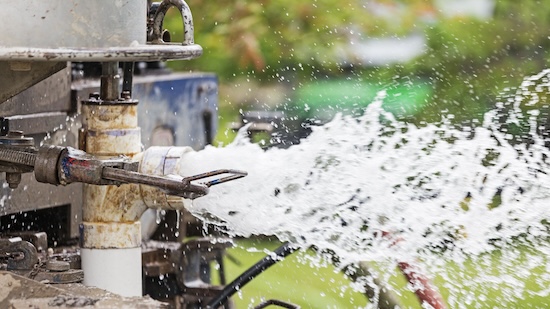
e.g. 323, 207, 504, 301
75, 72, 219, 150
80, 222, 141, 249
82, 104, 139, 129
55, 147, 136, 186
84, 129, 142, 157
0, 131, 36, 188
138, 146, 247, 206
82, 183, 145, 222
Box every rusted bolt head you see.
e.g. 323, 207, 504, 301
6, 172, 21, 189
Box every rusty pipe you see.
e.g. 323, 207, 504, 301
79, 64, 145, 296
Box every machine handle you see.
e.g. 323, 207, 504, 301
183, 169, 248, 187
150, 0, 195, 45
101, 168, 247, 199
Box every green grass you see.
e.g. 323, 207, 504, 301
213, 101, 239, 147
216, 238, 368, 308
216, 238, 550, 308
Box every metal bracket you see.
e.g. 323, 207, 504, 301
0, 237, 39, 270
150, 0, 195, 45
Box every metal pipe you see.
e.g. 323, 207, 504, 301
100, 62, 120, 101
81, 62, 145, 296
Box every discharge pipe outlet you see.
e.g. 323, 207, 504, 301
79, 145, 203, 296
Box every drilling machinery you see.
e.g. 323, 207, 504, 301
0, 1, 250, 308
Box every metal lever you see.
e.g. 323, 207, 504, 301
102, 167, 224, 199
182, 169, 248, 187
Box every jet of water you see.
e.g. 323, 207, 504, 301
179, 70, 550, 307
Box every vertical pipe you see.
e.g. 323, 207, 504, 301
80, 62, 145, 297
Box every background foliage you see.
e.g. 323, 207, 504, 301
168, 0, 550, 125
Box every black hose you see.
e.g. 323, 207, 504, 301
205, 242, 297, 309
253, 299, 300, 309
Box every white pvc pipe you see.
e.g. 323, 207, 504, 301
81, 247, 142, 297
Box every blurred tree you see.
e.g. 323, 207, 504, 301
406, 0, 550, 123
167, 0, 550, 123
170, 0, 371, 80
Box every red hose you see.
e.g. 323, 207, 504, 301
380, 231, 447, 308
397, 261, 447, 309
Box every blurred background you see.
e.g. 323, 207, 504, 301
160, 0, 550, 307
164, 0, 550, 146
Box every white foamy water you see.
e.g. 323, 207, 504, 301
179, 70, 550, 307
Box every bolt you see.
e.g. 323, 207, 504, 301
6, 172, 21, 189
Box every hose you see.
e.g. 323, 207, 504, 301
205, 242, 297, 309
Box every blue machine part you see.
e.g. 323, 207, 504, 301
133, 72, 218, 150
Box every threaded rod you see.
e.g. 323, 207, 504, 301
0, 148, 36, 167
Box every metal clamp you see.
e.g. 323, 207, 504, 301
0, 237, 39, 270
150, 0, 195, 45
